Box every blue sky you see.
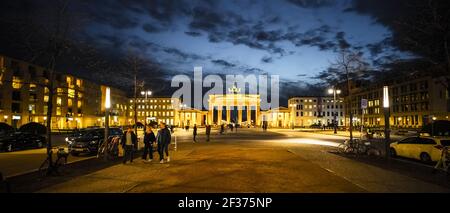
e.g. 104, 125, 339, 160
81, 0, 403, 85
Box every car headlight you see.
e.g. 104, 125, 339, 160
90, 140, 98, 145
65, 137, 69, 142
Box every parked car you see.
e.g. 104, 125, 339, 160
0, 132, 46, 152
66, 127, 123, 156
389, 136, 450, 163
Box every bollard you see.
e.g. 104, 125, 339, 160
174, 135, 177, 151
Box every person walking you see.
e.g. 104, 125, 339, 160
121, 126, 137, 164
220, 124, 224, 135
432, 145, 449, 174
142, 125, 156, 162
157, 122, 171, 164
193, 124, 197, 143
206, 124, 211, 142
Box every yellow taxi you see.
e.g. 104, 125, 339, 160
389, 136, 450, 163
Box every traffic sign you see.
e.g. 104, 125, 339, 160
361, 99, 368, 109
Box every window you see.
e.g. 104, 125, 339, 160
398, 137, 418, 144
68, 89, 75, 98
11, 103, 21, 113
12, 91, 21, 101
12, 76, 22, 89
68, 99, 73, 107
57, 97, 62, 106
28, 104, 36, 114
419, 138, 436, 145
78, 101, 82, 108
57, 88, 64, 95
56, 107, 61, 115
44, 95, 49, 102
76, 79, 82, 87
440, 140, 450, 146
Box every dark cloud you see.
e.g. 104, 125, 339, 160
211, 59, 236, 67
335, 31, 350, 49
245, 67, 265, 73
184, 31, 202, 37
283, 24, 339, 51
163, 48, 204, 60
261, 56, 273, 63
286, 0, 335, 8
366, 37, 393, 56
142, 23, 162, 33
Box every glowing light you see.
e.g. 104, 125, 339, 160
383, 86, 389, 108
105, 87, 111, 109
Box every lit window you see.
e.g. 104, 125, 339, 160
44, 95, 49, 102
56, 97, 62, 106
68, 89, 75, 98
77, 101, 82, 108
12, 76, 22, 89
56, 107, 61, 115
68, 99, 73, 107
76, 79, 82, 87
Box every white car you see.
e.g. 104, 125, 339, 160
389, 136, 450, 163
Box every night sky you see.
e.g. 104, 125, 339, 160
0, 0, 418, 102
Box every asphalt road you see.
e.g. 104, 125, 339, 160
13, 128, 447, 193
0, 134, 94, 178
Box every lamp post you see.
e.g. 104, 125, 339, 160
140, 90, 152, 128
328, 88, 341, 134
289, 103, 296, 129
431, 116, 437, 137
179, 104, 187, 127
104, 87, 111, 160
383, 86, 390, 159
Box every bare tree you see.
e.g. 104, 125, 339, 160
1, 0, 85, 174
330, 49, 368, 141
123, 52, 146, 133
395, 0, 450, 85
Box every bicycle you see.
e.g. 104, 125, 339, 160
38, 147, 69, 178
97, 136, 120, 160
338, 139, 369, 155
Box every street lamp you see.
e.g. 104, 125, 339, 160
328, 88, 341, 134
104, 87, 111, 159
140, 90, 152, 127
383, 86, 390, 159
289, 103, 296, 129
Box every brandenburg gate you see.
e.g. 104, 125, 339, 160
208, 86, 260, 126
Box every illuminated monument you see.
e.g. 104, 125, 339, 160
207, 84, 261, 126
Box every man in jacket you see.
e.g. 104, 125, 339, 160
157, 122, 171, 164
121, 126, 137, 164
142, 125, 156, 162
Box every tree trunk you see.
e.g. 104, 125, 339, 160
346, 69, 353, 141
134, 73, 138, 133
45, 67, 55, 169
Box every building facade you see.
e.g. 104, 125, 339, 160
0, 55, 129, 129
346, 75, 450, 128
129, 97, 180, 126
288, 96, 345, 127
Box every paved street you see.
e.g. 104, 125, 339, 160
0, 134, 93, 178
9, 128, 447, 193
